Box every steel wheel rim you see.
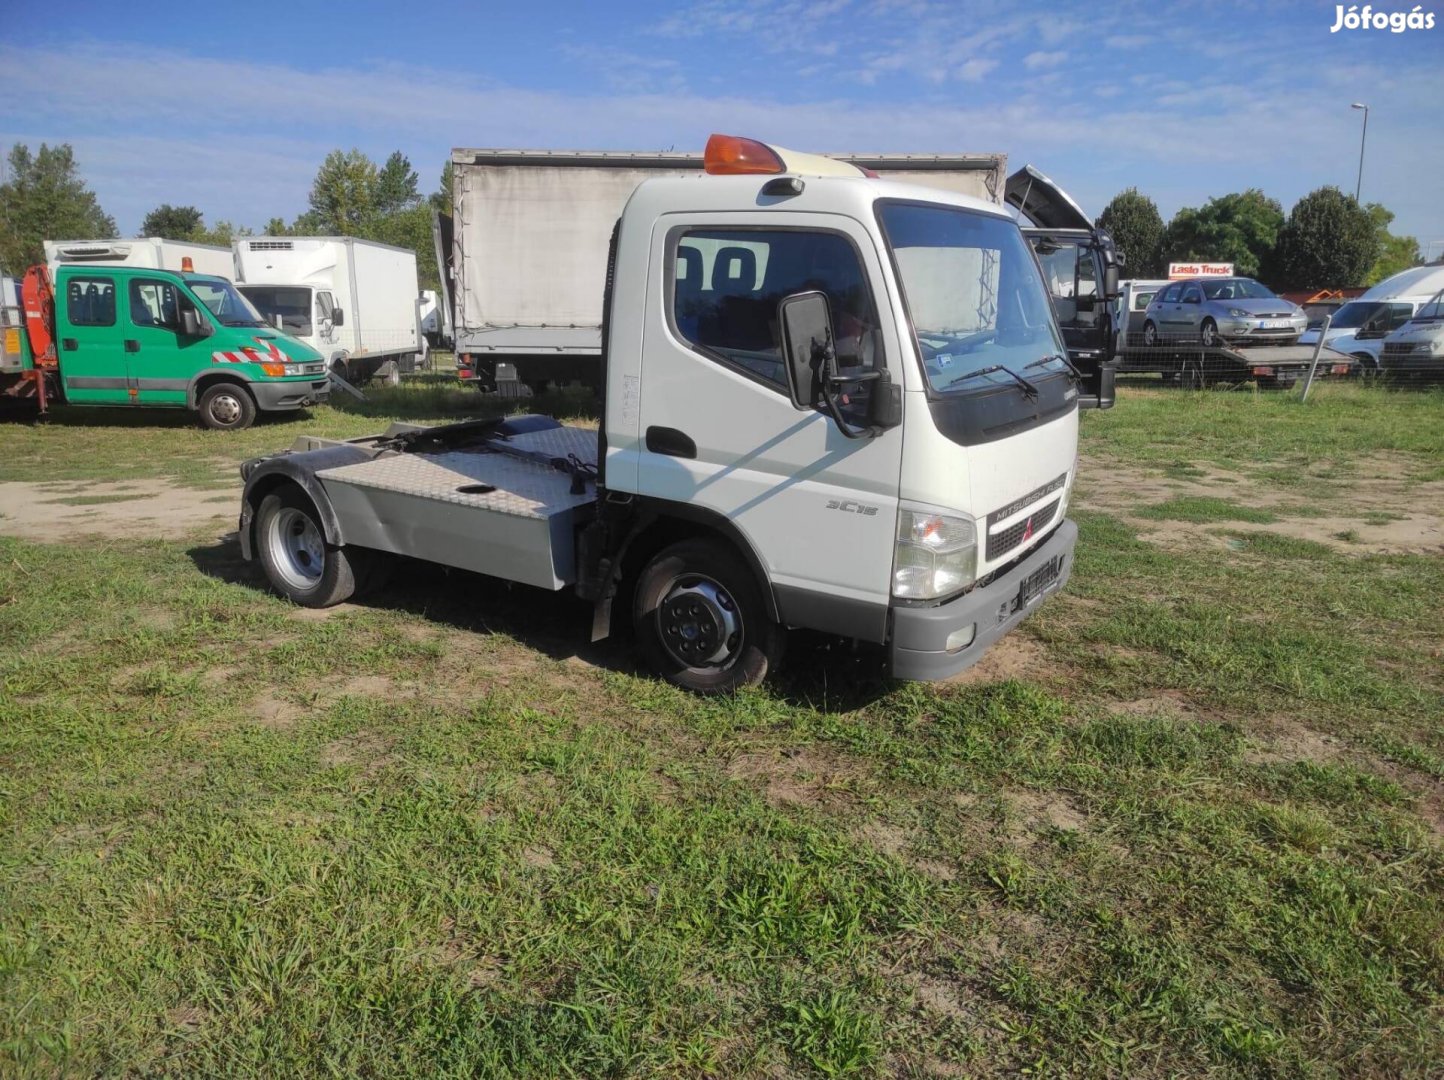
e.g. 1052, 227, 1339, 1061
269, 507, 324, 590
656, 573, 743, 669
210, 393, 243, 425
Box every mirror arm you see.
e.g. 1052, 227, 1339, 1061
820, 370, 882, 439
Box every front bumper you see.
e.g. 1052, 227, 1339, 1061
890, 519, 1077, 681
250, 378, 330, 412
1219, 318, 1304, 342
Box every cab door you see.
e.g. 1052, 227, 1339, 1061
56, 272, 129, 404
125, 278, 216, 406
632, 212, 906, 635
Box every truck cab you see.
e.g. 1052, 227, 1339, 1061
239, 135, 1080, 692
1005, 166, 1120, 409
48, 265, 329, 429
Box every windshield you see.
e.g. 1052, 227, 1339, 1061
1414, 290, 1444, 321
1201, 278, 1275, 301
878, 202, 1067, 393
188, 277, 267, 328
239, 285, 313, 335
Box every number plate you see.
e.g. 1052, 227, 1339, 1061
1010, 555, 1064, 614
1260, 319, 1289, 329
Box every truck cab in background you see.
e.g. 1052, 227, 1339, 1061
234, 237, 423, 386
1005, 165, 1120, 409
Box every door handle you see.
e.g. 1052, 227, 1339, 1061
62, 338, 77, 351
124, 340, 140, 353
645, 426, 697, 459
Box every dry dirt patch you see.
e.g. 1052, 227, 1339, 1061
0, 479, 236, 541
1078, 457, 1444, 554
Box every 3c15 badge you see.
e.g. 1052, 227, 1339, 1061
825, 499, 879, 516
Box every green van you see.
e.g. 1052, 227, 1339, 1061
51, 265, 329, 430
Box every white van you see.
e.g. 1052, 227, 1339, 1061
1381, 287, 1444, 382
1299, 264, 1444, 370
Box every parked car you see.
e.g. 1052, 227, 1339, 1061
1142, 277, 1307, 347
1380, 288, 1444, 383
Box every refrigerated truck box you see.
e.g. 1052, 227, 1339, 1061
234, 236, 422, 384
44, 238, 233, 280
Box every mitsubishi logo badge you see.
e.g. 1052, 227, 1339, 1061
1022, 516, 1035, 542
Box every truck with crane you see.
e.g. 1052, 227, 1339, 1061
238, 134, 1082, 693
0, 260, 329, 429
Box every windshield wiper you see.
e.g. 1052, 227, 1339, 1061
1026, 352, 1082, 383
941, 363, 1039, 399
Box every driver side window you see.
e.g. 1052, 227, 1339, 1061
670, 228, 882, 395
1182, 285, 1202, 304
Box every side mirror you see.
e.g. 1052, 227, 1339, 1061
180, 307, 211, 337
779, 290, 833, 411
331, 308, 345, 326
1103, 264, 1120, 300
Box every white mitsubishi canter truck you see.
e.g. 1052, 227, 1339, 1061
237, 135, 1080, 693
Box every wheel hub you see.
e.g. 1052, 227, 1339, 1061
211, 394, 242, 424
658, 576, 742, 667
271, 507, 324, 589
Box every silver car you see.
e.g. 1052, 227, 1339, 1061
1142, 277, 1307, 347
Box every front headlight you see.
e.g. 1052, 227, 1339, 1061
1430, 338, 1444, 356
1228, 308, 1249, 317
893, 508, 977, 600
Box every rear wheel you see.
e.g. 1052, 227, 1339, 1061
256, 486, 365, 607
198, 382, 256, 431
633, 539, 781, 694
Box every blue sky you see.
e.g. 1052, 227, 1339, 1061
3, 0, 1441, 254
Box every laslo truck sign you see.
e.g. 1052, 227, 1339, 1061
1168, 262, 1235, 279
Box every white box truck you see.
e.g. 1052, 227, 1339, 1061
234, 237, 422, 385
439, 146, 1007, 393
44, 237, 233, 279
238, 134, 1082, 694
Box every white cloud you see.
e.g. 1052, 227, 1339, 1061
1023, 50, 1067, 70
956, 58, 998, 83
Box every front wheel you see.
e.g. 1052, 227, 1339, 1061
198, 382, 256, 431
256, 487, 365, 607
1143, 320, 1158, 348
1200, 318, 1219, 348
633, 539, 782, 694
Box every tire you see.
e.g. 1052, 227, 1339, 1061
1143, 320, 1158, 348
633, 538, 782, 695
198, 382, 257, 431
256, 486, 363, 607
1200, 318, 1219, 348
1180, 357, 1207, 390
1352, 352, 1378, 377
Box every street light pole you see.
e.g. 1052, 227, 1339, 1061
1351, 102, 1369, 202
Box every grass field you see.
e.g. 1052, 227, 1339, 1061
1, 383, 1442, 1076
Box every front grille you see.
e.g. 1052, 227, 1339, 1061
1384, 342, 1422, 356
987, 497, 1059, 561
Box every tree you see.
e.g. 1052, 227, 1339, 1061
262, 217, 291, 237
0, 142, 117, 271
430, 160, 454, 215
368, 202, 440, 290
192, 220, 251, 247
306, 149, 378, 235
1097, 188, 1165, 277
1162, 189, 1283, 280
375, 151, 419, 216
1272, 187, 1379, 290
1363, 203, 1422, 286
139, 203, 203, 240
